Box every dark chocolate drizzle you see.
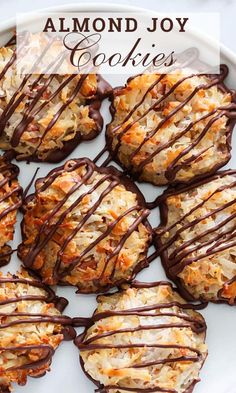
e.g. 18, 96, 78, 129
18, 158, 152, 293
94, 64, 236, 199
0, 272, 74, 377
22, 166, 40, 200
155, 169, 236, 304
74, 281, 207, 393
0, 41, 112, 162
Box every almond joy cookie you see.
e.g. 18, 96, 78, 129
0, 154, 21, 267
156, 170, 236, 304
75, 281, 207, 393
0, 268, 74, 392
18, 158, 152, 293
106, 66, 236, 185
0, 39, 111, 162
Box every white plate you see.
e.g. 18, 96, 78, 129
0, 3, 236, 393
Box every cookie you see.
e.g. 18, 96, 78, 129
0, 44, 111, 162
18, 158, 152, 293
156, 170, 236, 304
0, 268, 74, 392
75, 281, 207, 393
106, 66, 236, 185
0, 155, 21, 266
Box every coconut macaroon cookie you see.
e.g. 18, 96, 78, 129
156, 170, 236, 304
75, 281, 207, 393
0, 44, 111, 162
18, 158, 152, 293
0, 155, 21, 267
106, 66, 236, 185
0, 268, 74, 392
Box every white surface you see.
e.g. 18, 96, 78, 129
0, 0, 235, 52
0, 2, 235, 393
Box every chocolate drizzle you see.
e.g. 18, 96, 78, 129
74, 281, 207, 393
94, 65, 236, 193
155, 169, 236, 303
0, 272, 75, 379
0, 42, 112, 162
18, 158, 152, 293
